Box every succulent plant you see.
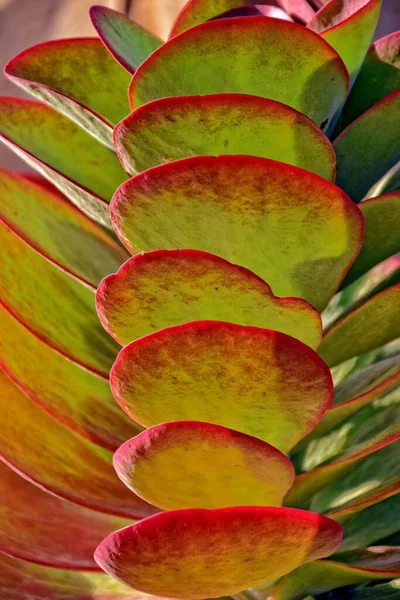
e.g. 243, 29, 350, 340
0, 1, 399, 599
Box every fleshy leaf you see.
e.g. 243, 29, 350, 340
0, 221, 119, 376
5, 38, 131, 147
308, 0, 381, 81
0, 460, 130, 569
0, 369, 156, 519
0, 306, 141, 450
110, 320, 332, 454
129, 16, 349, 128
342, 192, 400, 287
318, 283, 400, 367
90, 6, 162, 74
268, 547, 400, 600
334, 89, 400, 202
327, 482, 400, 523
114, 94, 335, 180
113, 421, 294, 509
0, 98, 127, 226
110, 155, 363, 311
351, 578, 400, 600
95, 506, 342, 599
0, 169, 128, 287
96, 249, 322, 348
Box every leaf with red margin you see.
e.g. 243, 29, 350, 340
113, 94, 335, 180
327, 482, 400, 522
95, 506, 342, 599
342, 192, 400, 287
210, 5, 294, 21
308, 0, 381, 81
0, 460, 131, 569
96, 249, 322, 349
0, 306, 142, 451
0, 221, 119, 376
0, 98, 127, 226
318, 283, 400, 368
0, 369, 156, 519
339, 31, 400, 130
334, 90, 400, 202
5, 38, 131, 147
0, 169, 128, 288
110, 155, 363, 311
113, 421, 294, 510
267, 547, 400, 600
110, 320, 332, 454
90, 6, 162, 74
129, 17, 348, 128
169, 0, 315, 36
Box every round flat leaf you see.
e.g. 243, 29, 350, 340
5, 38, 131, 147
95, 506, 342, 599
0, 460, 130, 569
0, 305, 141, 451
342, 192, 400, 287
110, 155, 363, 311
114, 94, 335, 180
0, 98, 127, 226
96, 249, 322, 348
0, 221, 119, 376
0, 169, 128, 288
129, 16, 349, 129
318, 283, 400, 368
114, 421, 294, 510
308, 0, 382, 82
334, 89, 400, 202
90, 6, 162, 74
110, 320, 332, 454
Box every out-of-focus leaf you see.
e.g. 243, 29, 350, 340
95, 507, 342, 599
0, 460, 130, 569
334, 89, 400, 202
368, 160, 400, 197
129, 17, 348, 129
90, 6, 162, 74
114, 94, 335, 180
0, 306, 141, 450
327, 482, 400, 523
0, 221, 119, 376
110, 320, 332, 454
318, 283, 400, 367
351, 577, 400, 599
342, 193, 400, 286
0, 169, 128, 287
268, 547, 400, 600
5, 38, 130, 147
110, 155, 363, 311
0, 98, 127, 226
308, 0, 381, 81
0, 369, 156, 519
113, 421, 294, 510
96, 249, 322, 348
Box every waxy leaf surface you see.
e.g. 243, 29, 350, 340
0, 221, 119, 376
0, 306, 141, 450
5, 38, 131, 147
334, 89, 400, 202
319, 283, 400, 367
114, 421, 294, 509
111, 321, 332, 454
111, 155, 363, 311
129, 17, 348, 128
97, 249, 321, 348
90, 6, 162, 73
0, 169, 128, 287
0, 369, 155, 519
0, 460, 130, 569
114, 94, 335, 180
0, 98, 127, 225
95, 506, 342, 599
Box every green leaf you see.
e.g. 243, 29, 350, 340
90, 5, 162, 73
129, 16, 348, 129
351, 578, 400, 599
